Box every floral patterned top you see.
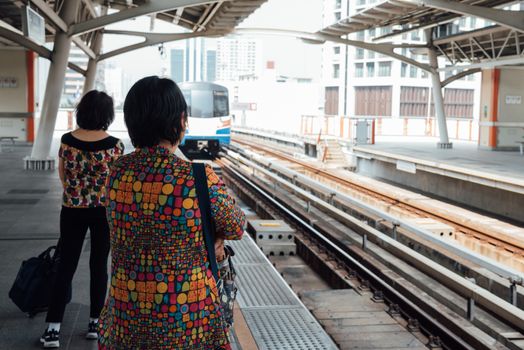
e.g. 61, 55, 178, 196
59, 132, 124, 208
98, 145, 245, 350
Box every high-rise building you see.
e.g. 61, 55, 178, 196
216, 37, 260, 81
61, 46, 105, 107
170, 38, 216, 83
62, 47, 88, 107
104, 63, 123, 107
321, 0, 481, 127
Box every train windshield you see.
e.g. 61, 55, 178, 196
182, 89, 229, 118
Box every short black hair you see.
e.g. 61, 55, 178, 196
124, 76, 187, 148
75, 90, 114, 131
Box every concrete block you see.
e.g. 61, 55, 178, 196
259, 242, 296, 256
247, 219, 295, 242
404, 217, 455, 238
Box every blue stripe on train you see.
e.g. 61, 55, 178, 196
216, 127, 231, 135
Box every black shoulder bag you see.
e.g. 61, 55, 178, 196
9, 244, 72, 317
193, 162, 237, 327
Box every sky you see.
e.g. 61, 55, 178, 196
102, 0, 324, 83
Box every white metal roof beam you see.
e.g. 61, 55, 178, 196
408, 0, 524, 33
173, 8, 184, 24
441, 68, 481, 87
438, 54, 524, 70
98, 30, 223, 61
0, 24, 51, 59
30, 0, 68, 32
497, 30, 514, 58
0, 24, 85, 75
82, 0, 98, 18
72, 37, 96, 58
69, 0, 223, 36
232, 28, 432, 71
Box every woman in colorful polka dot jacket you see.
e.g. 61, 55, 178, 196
97, 76, 246, 350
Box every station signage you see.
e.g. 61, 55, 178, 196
0, 76, 18, 88
21, 6, 45, 45
505, 95, 522, 105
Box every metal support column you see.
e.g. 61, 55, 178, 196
426, 29, 452, 149
83, 7, 106, 94
28, 0, 82, 168
83, 30, 103, 93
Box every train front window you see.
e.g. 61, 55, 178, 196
182, 87, 229, 118
213, 91, 229, 117
188, 90, 213, 118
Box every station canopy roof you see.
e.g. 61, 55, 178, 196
317, 0, 514, 39
316, 0, 524, 70
0, 0, 267, 49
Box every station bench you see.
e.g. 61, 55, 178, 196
0, 136, 17, 152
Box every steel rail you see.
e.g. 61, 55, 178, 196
219, 159, 480, 350
221, 150, 524, 332
226, 146, 524, 283
231, 138, 524, 259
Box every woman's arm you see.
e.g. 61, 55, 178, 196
206, 165, 246, 241
58, 158, 65, 187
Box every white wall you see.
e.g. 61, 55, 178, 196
497, 68, 524, 148
0, 49, 28, 140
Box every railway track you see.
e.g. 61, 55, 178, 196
232, 137, 524, 270
214, 152, 524, 350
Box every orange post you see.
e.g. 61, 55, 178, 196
489, 69, 500, 148
26, 51, 35, 143
371, 119, 376, 144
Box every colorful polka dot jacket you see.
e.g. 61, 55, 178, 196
59, 132, 124, 208
98, 145, 245, 349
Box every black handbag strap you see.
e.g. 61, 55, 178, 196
192, 162, 219, 281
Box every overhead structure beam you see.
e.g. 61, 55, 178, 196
72, 37, 96, 58
438, 54, 524, 70
408, 0, 524, 33
99, 30, 224, 61
81, 0, 99, 18
29, 0, 68, 32
69, 0, 223, 37
441, 68, 481, 87
0, 24, 51, 59
233, 28, 432, 72
173, 8, 184, 24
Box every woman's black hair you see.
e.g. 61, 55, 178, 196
75, 90, 115, 131
123, 76, 187, 148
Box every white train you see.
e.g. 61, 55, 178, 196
179, 82, 231, 158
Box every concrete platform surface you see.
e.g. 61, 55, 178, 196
353, 140, 524, 184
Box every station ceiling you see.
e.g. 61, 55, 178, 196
318, 0, 514, 39
0, 0, 267, 50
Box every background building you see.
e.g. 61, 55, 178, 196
170, 38, 217, 83
321, 0, 484, 140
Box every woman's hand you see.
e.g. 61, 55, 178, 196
215, 237, 225, 262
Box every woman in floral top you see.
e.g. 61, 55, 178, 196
98, 76, 245, 349
40, 91, 124, 349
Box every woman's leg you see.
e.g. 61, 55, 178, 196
87, 214, 110, 319
45, 208, 89, 323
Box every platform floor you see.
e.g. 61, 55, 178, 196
353, 139, 524, 184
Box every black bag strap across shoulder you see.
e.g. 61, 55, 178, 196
192, 162, 219, 281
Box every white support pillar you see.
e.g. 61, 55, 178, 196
28, 0, 82, 168
427, 30, 452, 149
83, 30, 103, 94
